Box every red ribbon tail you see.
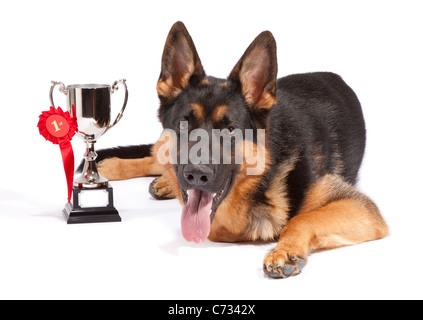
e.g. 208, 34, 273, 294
59, 137, 74, 203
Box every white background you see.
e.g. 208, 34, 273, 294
0, 0, 422, 300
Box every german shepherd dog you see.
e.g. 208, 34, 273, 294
92, 22, 389, 278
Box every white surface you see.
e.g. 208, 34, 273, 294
0, 0, 422, 300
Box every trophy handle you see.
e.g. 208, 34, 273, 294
109, 79, 128, 129
49, 81, 68, 107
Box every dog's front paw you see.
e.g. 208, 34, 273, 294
263, 249, 308, 279
149, 176, 177, 200
98, 157, 123, 181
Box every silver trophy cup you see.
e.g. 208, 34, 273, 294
50, 80, 128, 224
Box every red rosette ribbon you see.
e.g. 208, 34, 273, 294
38, 106, 78, 203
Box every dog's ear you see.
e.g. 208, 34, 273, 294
157, 22, 205, 102
229, 31, 278, 111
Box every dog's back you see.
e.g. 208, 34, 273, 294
268, 72, 366, 216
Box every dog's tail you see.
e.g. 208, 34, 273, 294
76, 144, 154, 173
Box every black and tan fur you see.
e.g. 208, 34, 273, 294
93, 22, 388, 278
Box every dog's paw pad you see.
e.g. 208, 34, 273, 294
263, 250, 308, 279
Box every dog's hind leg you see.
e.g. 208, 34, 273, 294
263, 174, 389, 279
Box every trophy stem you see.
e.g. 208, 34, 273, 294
66, 139, 121, 224
74, 138, 108, 189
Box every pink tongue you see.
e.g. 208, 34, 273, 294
181, 189, 214, 243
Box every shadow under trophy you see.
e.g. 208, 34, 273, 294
50, 80, 128, 224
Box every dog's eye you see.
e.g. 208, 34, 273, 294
178, 121, 189, 131
226, 126, 237, 136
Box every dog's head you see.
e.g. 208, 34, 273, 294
156, 22, 277, 243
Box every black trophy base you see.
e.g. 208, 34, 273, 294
63, 186, 122, 224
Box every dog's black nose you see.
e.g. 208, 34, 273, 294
183, 165, 213, 188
